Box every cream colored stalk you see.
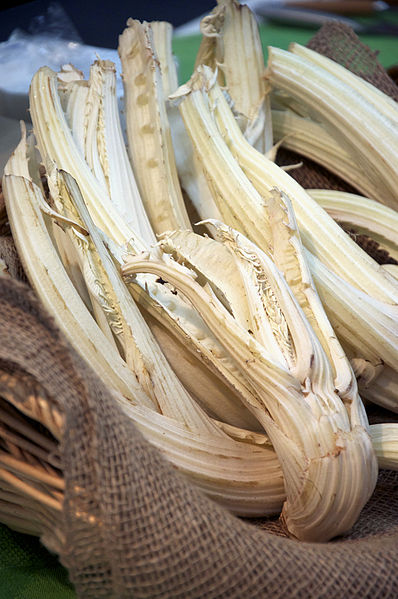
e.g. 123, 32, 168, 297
173, 70, 362, 398
120, 404, 398, 480
29, 66, 135, 247
266, 47, 398, 209
150, 20, 218, 224
2, 129, 154, 410
289, 43, 398, 127
173, 71, 273, 244
167, 105, 223, 225
359, 365, 398, 414
196, 0, 272, 153
308, 189, 398, 263
175, 68, 398, 408
121, 401, 285, 517
151, 21, 179, 98
268, 190, 360, 399
197, 67, 398, 305
118, 19, 191, 235
369, 423, 398, 470
50, 167, 229, 433
104, 236, 266, 432
79, 63, 109, 197
122, 231, 377, 542
150, 18, 222, 227
271, 109, 380, 201
306, 251, 398, 388
82, 60, 156, 245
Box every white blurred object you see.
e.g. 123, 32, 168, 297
0, 30, 121, 121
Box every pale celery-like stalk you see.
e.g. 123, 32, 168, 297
308, 189, 398, 263
266, 190, 357, 399
200, 67, 398, 305
86, 60, 156, 244
174, 67, 398, 409
151, 18, 222, 227
50, 167, 227, 434
125, 404, 395, 511
29, 67, 137, 247
271, 109, 380, 201
151, 20, 220, 224
151, 21, 179, 98
173, 69, 368, 396
266, 47, 398, 210
61, 61, 155, 245
121, 401, 285, 517
289, 43, 398, 127
369, 423, 398, 471
3, 129, 154, 410
306, 250, 398, 393
122, 228, 377, 542
118, 19, 191, 235
196, 0, 272, 153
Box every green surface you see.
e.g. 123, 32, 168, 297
173, 20, 398, 84
1, 18, 398, 599
0, 524, 75, 598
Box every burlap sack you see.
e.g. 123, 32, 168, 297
0, 21, 398, 599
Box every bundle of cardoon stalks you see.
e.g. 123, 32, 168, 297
1, 0, 398, 582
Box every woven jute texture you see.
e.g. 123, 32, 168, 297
0, 22, 398, 599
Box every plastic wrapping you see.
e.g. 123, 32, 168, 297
0, 2, 121, 121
